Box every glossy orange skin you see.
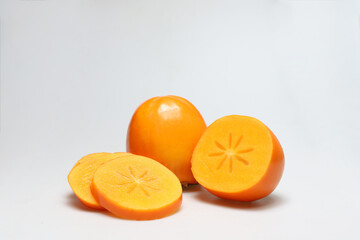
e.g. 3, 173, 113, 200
127, 96, 207, 184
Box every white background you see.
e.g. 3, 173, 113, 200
1, 0, 360, 239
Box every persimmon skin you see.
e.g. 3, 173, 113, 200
191, 115, 285, 201
126, 95, 206, 184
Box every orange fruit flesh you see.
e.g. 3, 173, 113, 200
191, 115, 284, 201
74, 152, 113, 167
91, 155, 182, 220
68, 152, 132, 209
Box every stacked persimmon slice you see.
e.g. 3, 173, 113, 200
68, 152, 182, 220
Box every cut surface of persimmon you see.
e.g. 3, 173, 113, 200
91, 155, 182, 220
191, 115, 284, 201
127, 95, 206, 185
74, 152, 112, 167
74, 152, 131, 167
68, 152, 132, 209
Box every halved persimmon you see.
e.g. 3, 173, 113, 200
191, 115, 284, 201
91, 155, 182, 220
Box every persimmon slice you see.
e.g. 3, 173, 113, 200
74, 152, 113, 167
68, 152, 132, 209
91, 155, 182, 220
191, 115, 284, 201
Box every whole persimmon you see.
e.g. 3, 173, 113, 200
127, 95, 206, 185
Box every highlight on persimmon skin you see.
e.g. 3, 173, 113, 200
68, 152, 132, 209
191, 115, 284, 202
126, 95, 206, 185
91, 155, 182, 220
